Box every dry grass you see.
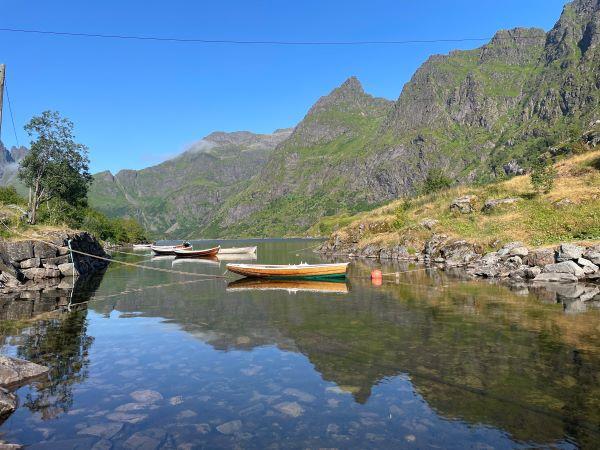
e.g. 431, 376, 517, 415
321, 149, 600, 250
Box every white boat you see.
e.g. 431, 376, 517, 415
218, 246, 257, 255
151, 243, 191, 255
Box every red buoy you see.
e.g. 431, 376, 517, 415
371, 269, 383, 286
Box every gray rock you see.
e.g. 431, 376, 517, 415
21, 267, 61, 281
505, 256, 523, 269
556, 243, 585, 261
581, 287, 600, 302
524, 266, 542, 279
533, 272, 579, 283
450, 195, 476, 214
498, 242, 525, 257
130, 389, 163, 404
216, 420, 242, 435
482, 197, 521, 213
481, 252, 501, 265
577, 257, 599, 274
543, 261, 586, 279
274, 401, 304, 417
419, 218, 438, 230
77, 423, 123, 439
0, 387, 17, 417
0, 355, 49, 387
19, 258, 40, 269
0, 241, 33, 262
58, 263, 78, 277
509, 246, 529, 257
123, 428, 166, 450
105, 412, 147, 424
524, 249, 555, 266
583, 246, 600, 265
33, 242, 57, 259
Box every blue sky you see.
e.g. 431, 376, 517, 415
1, 0, 567, 173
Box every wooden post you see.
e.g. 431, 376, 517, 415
0, 64, 5, 142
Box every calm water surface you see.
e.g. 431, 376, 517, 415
0, 239, 599, 449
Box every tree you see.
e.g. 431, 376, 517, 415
422, 168, 452, 195
530, 159, 557, 194
18, 111, 92, 224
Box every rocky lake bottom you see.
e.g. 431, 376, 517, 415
0, 239, 599, 449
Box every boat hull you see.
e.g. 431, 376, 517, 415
226, 263, 349, 280
173, 246, 220, 258
151, 243, 191, 255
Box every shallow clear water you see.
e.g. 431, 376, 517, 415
1, 239, 599, 449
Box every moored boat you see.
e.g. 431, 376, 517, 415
226, 262, 349, 280
173, 246, 220, 258
151, 242, 191, 255
218, 246, 257, 255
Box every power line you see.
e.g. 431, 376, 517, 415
4, 82, 19, 147
0, 27, 545, 46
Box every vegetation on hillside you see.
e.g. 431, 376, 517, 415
315, 147, 600, 250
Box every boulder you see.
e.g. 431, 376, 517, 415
509, 246, 529, 257
543, 261, 586, 279
524, 249, 555, 267
450, 196, 476, 214
19, 258, 40, 269
524, 266, 542, 279
581, 287, 600, 302
577, 257, 599, 275
33, 242, 57, 259
0, 355, 49, 387
583, 247, 600, 265
360, 244, 381, 258
0, 241, 33, 262
440, 241, 480, 267
57, 246, 70, 256
42, 255, 70, 266
556, 243, 585, 261
58, 263, 77, 277
498, 242, 525, 257
533, 273, 579, 283
0, 388, 17, 417
482, 197, 521, 213
22, 267, 61, 281
505, 256, 523, 269
419, 218, 438, 230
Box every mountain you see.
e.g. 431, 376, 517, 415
88, 129, 292, 237
14, 0, 600, 238
0, 141, 28, 188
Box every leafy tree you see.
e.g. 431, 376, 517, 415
530, 160, 557, 194
0, 186, 26, 205
422, 168, 452, 194
18, 111, 92, 224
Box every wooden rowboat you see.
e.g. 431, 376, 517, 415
227, 278, 349, 294
151, 243, 191, 255
218, 246, 257, 255
226, 262, 349, 280
173, 246, 220, 258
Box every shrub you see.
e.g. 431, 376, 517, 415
422, 169, 452, 195
530, 160, 557, 194
0, 186, 26, 206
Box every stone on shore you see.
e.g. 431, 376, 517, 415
0, 241, 33, 263
524, 249, 555, 267
0, 388, 17, 417
0, 355, 49, 387
533, 272, 579, 283
21, 267, 61, 281
542, 261, 586, 279
556, 243, 585, 261
583, 247, 600, 265
58, 263, 78, 277
577, 258, 599, 274
33, 242, 57, 259
19, 258, 40, 269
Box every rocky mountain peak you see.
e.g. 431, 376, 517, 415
480, 28, 546, 64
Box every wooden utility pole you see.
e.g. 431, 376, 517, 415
0, 64, 5, 142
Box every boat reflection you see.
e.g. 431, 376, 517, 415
216, 253, 258, 262
227, 278, 350, 294
172, 256, 220, 266
150, 255, 176, 262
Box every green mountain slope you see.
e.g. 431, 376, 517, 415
88, 129, 292, 238
84, 0, 600, 238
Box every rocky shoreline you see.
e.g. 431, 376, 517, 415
319, 236, 600, 305
0, 231, 110, 294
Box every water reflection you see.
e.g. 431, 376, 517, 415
0, 240, 598, 448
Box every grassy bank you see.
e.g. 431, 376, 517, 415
315, 149, 600, 251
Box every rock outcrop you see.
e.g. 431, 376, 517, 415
0, 231, 109, 293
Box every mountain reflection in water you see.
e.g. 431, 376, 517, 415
0, 239, 598, 449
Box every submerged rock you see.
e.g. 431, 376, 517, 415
274, 401, 304, 417
0, 355, 49, 387
0, 388, 17, 417
216, 420, 242, 435
77, 422, 123, 439
130, 390, 163, 404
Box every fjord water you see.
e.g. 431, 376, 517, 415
1, 240, 599, 449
